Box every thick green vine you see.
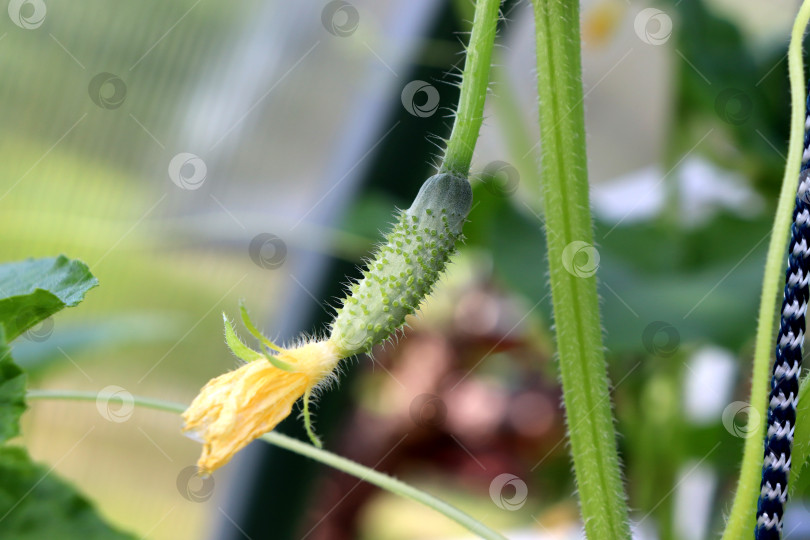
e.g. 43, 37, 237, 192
531, 1, 631, 538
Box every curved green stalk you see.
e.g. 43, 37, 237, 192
721, 3, 810, 538
25, 390, 507, 540
531, 1, 631, 539
440, 0, 501, 176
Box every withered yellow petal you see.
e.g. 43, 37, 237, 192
182, 340, 338, 475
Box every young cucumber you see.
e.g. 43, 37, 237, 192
329, 172, 472, 357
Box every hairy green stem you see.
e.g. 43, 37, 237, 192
440, 0, 501, 176
721, 3, 810, 538
26, 390, 507, 540
531, 1, 631, 538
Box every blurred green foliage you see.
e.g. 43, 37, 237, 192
1, 0, 805, 538
0, 257, 129, 538
0, 446, 133, 540
343, 1, 799, 537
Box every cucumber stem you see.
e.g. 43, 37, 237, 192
531, 0, 631, 538
440, 0, 501, 176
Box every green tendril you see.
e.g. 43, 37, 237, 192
26, 390, 507, 540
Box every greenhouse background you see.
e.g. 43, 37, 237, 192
1, 0, 805, 539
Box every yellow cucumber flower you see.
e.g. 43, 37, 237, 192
183, 173, 472, 474
182, 309, 339, 475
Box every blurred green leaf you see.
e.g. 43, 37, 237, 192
0, 446, 134, 539
0, 256, 128, 538
0, 256, 98, 342
595, 213, 771, 275
466, 190, 765, 353
10, 313, 181, 377
670, 0, 790, 194
0, 330, 26, 444
339, 191, 401, 241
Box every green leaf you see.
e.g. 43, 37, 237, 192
0, 446, 134, 539
0, 329, 26, 444
0, 256, 96, 444
0, 256, 98, 342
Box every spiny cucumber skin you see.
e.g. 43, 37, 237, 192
330, 173, 472, 357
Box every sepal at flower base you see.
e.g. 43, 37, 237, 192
183, 313, 339, 473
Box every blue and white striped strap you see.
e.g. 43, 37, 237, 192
755, 93, 810, 540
